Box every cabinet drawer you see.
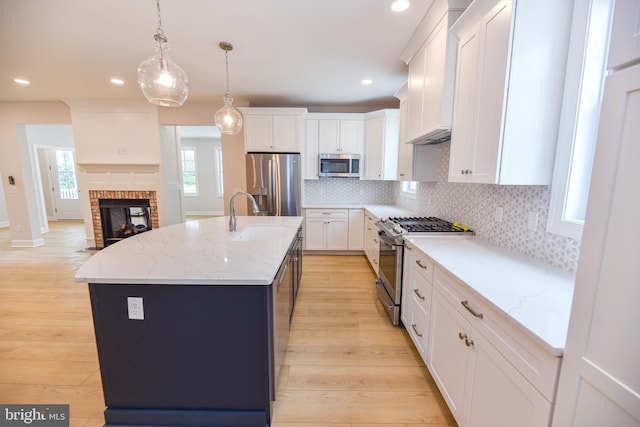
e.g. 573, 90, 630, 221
433, 266, 561, 402
412, 247, 434, 283
306, 209, 348, 219
406, 297, 430, 357
409, 271, 431, 318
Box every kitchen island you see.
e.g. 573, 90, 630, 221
75, 215, 304, 427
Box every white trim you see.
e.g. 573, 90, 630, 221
547, 0, 613, 240
11, 238, 45, 248
185, 211, 224, 216
0, 221, 10, 228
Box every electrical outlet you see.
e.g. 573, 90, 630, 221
495, 207, 504, 223
527, 212, 539, 231
127, 297, 144, 320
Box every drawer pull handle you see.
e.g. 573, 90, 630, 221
413, 288, 425, 300
411, 324, 423, 338
374, 239, 379, 244
405, 244, 412, 251
458, 332, 467, 340
461, 300, 484, 319
465, 338, 475, 347
415, 260, 428, 270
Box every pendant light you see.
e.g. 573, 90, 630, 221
137, 0, 189, 107
214, 42, 243, 135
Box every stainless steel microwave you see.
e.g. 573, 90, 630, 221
318, 153, 360, 178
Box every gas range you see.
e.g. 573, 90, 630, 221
377, 216, 474, 241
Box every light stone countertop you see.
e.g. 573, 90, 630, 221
303, 204, 416, 219
404, 235, 575, 356
75, 216, 303, 286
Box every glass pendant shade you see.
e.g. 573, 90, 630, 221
215, 94, 243, 135
138, 38, 189, 107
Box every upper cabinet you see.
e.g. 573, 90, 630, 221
310, 113, 365, 155
448, 0, 573, 184
241, 108, 307, 153
362, 109, 400, 181
400, 0, 471, 144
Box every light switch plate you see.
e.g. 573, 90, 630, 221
527, 212, 538, 231
127, 297, 144, 320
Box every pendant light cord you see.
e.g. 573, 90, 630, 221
224, 48, 231, 97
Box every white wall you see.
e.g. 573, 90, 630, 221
180, 137, 224, 215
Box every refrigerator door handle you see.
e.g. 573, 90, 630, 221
268, 159, 275, 215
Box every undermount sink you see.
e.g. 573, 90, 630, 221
228, 224, 289, 242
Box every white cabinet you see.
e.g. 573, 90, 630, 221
401, 244, 434, 357
241, 108, 306, 153
304, 119, 319, 179
395, 83, 414, 181
400, 0, 470, 144
362, 109, 400, 181
348, 208, 364, 251
305, 209, 348, 250
306, 113, 364, 155
607, 0, 640, 70
363, 210, 380, 273
448, 0, 573, 184
424, 265, 558, 426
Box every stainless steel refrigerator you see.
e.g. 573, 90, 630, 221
245, 153, 301, 216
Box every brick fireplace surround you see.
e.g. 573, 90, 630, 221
89, 190, 159, 249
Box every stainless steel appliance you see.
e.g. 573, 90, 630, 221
375, 216, 474, 325
318, 153, 360, 178
246, 153, 301, 216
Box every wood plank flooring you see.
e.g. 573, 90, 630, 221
0, 221, 455, 427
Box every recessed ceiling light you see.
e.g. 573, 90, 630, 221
110, 78, 125, 85
390, 0, 410, 12
13, 78, 30, 85
361, 79, 373, 86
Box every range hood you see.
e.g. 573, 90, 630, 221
410, 128, 451, 145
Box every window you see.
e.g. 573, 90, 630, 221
181, 147, 198, 196
215, 146, 224, 197
547, 0, 613, 240
55, 149, 79, 200
400, 181, 417, 199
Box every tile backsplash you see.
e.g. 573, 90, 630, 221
393, 143, 581, 272
302, 143, 581, 272
304, 179, 394, 206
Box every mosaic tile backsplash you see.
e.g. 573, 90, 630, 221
303, 143, 581, 272
304, 179, 395, 206
393, 143, 581, 272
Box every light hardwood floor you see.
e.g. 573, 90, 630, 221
0, 221, 455, 427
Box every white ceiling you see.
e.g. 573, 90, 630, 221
0, 0, 434, 110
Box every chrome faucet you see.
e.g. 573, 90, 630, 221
229, 191, 260, 231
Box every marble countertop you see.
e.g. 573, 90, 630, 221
404, 235, 575, 356
75, 216, 303, 286
303, 204, 416, 219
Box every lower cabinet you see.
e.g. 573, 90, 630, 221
305, 209, 348, 250
428, 288, 551, 426
363, 210, 380, 273
348, 208, 365, 250
400, 243, 559, 427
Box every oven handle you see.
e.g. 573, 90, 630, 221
377, 229, 402, 248
375, 279, 395, 309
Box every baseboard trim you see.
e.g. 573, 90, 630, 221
11, 238, 45, 248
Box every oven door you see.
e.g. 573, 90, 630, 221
376, 229, 403, 325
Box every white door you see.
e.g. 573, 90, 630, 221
49, 149, 82, 220
552, 64, 640, 426
159, 126, 185, 226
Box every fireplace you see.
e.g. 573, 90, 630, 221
89, 190, 159, 249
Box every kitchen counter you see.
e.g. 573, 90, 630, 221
303, 204, 416, 218
75, 215, 303, 285
404, 235, 575, 355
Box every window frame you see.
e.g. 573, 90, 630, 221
180, 146, 199, 197
55, 149, 79, 200
547, 0, 613, 240
215, 146, 224, 198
